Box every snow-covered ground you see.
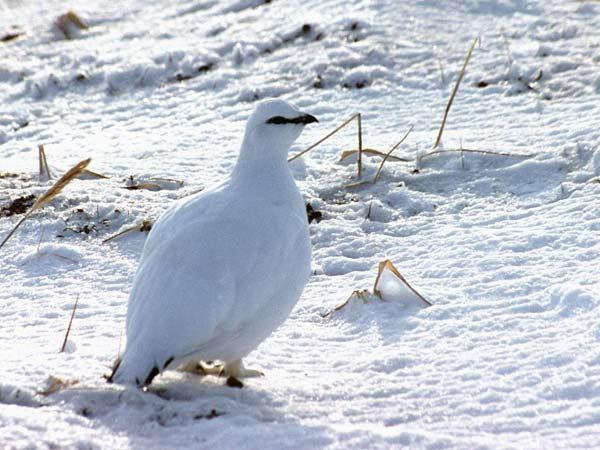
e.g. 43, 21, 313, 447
1, 0, 600, 448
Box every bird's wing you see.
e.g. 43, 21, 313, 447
124, 185, 225, 322
124, 189, 305, 364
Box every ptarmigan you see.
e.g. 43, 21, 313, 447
108, 99, 317, 388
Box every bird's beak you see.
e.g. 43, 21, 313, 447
297, 114, 318, 125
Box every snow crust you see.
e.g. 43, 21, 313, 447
1, 0, 600, 448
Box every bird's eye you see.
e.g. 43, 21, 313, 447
266, 116, 289, 124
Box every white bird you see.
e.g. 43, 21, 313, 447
108, 99, 317, 388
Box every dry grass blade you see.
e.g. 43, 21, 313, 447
149, 177, 184, 186
501, 30, 513, 67
339, 148, 411, 162
31, 158, 91, 210
102, 219, 153, 243
420, 147, 532, 160
38, 144, 52, 180
345, 180, 372, 189
433, 37, 478, 149
60, 294, 79, 352
373, 260, 433, 306
321, 289, 370, 318
38, 375, 79, 396
357, 113, 363, 179
123, 182, 162, 191
0, 158, 91, 251
38, 146, 106, 180
323, 260, 433, 317
102, 225, 138, 244
288, 113, 360, 162
55, 10, 88, 39
372, 125, 414, 184
80, 169, 109, 179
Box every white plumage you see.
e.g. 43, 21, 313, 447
109, 99, 317, 387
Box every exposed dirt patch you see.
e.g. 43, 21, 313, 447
1, 194, 36, 217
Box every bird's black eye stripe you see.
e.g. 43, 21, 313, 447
266, 116, 290, 124
266, 114, 319, 125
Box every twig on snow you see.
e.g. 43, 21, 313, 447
288, 113, 360, 162
372, 125, 414, 184
60, 294, 79, 352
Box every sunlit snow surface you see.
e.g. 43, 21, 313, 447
1, 0, 600, 448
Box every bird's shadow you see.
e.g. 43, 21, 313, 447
322, 296, 431, 346
49, 374, 324, 446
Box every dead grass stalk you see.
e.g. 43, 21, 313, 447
0, 158, 91, 251
60, 294, 79, 352
433, 38, 478, 149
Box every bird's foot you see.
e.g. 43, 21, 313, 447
179, 359, 263, 387
223, 359, 264, 379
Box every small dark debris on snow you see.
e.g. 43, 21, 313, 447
347, 21, 366, 42
343, 80, 368, 89
476, 81, 489, 88
197, 62, 214, 73
208, 26, 224, 37
0, 172, 19, 179
63, 224, 97, 234
1, 194, 35, 217
65, 208, 91, 221
193, 409, 224, 420
306, 203, 322, 223
313, 75, 324, 89
172, 63, 214, 82
411, 168, 420, 174
13, 120, 29, 131
74, 73, 88, 82
1, 31, 24, 42
321, 192, 359, 205
268, 23, 317, 54
175, 73, 193, 82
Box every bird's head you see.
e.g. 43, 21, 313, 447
243, 98, 318, 154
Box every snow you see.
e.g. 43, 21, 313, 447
1, 0, 600, 448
